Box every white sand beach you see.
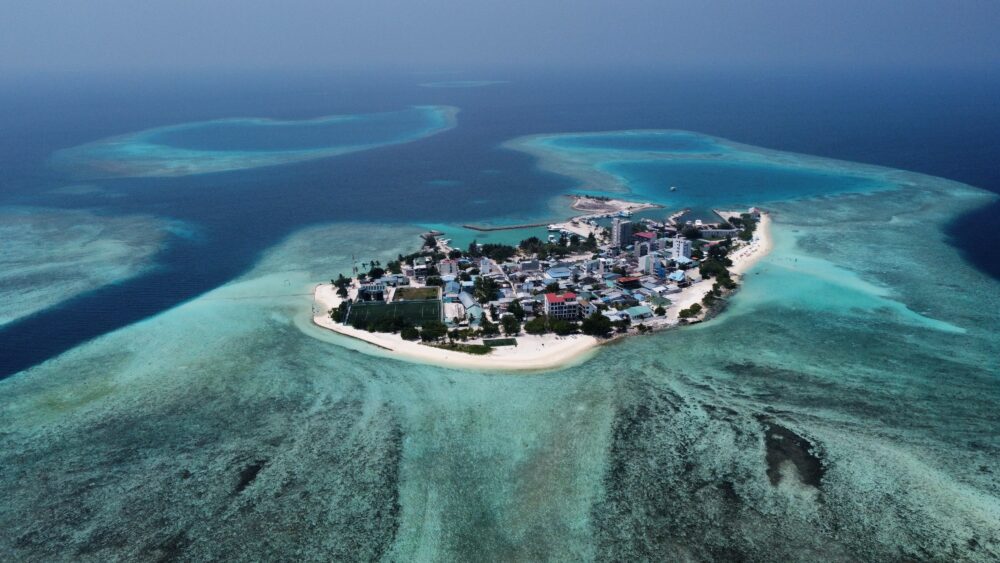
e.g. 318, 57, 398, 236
312, 284, 599, 371
729, 212, 773, 276
663, 211, 773, 323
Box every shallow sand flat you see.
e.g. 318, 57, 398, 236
0, 207, 174, 327
2, 155, 998, 560
51, 106, 458, 179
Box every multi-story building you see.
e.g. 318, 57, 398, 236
611, 219, 632, 249
671, 237, 692, 259
543, 292, 580, 319
479, 257, 495, 275
438, 258, 459, 276
638, 253, 659, 274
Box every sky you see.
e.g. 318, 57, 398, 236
2, 0, 999, 72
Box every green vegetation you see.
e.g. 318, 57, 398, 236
467, 240, 518, 262
483, 338, 518, 347
448, 328, 478, 341
738, 213, 758, 241
473, 276, 500, 303
580, 311, 613, 337
678, 303, 703, 319
524, 315, 548, 335
330, 301, 351, 323
702, 292, 718, 307
654, 305, 666, 316
681, 225, 702, 239
508, 299, 525, 321
429, 342, 492, 355
418, 320, 448, 341
480, 317, 500, 337
521, 314, 580, 336
345, 300, 442, 329
501, 314, 521, 336
392, 286, 440, 301
550, 319, 578, 335
400, 326, 420, 340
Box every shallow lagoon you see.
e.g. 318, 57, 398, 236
50, 106, 456, 178
2, 120, 998, 560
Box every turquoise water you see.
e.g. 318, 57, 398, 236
2, 86, 999, 559
3, 164, 997, 559
0, 207, 175, 327
506, 130, 896, 217
599, 159, 883, 212
50, 106, 456, 178
547, 130, 722, 153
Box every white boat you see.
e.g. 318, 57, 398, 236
670, 186, 677, 192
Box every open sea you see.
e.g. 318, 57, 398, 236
1, 68, 998, 560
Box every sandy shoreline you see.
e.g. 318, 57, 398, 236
730, 212, 773, 275
312, 284, 599, 371
310, 212, 772, 371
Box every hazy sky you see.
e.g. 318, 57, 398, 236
3, 0, 998, 72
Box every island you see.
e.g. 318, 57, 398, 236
313, 196, 772, 370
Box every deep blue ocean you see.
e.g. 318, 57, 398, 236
1, 68, 998, 376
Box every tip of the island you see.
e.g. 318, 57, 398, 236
314, 196, 772, 371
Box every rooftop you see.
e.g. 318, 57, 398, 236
544, 292, 577, 303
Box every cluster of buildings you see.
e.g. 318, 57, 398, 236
343, 208, 760, 332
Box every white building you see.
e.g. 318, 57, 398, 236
611, 218, 632, 249
543, 292, 580, 319
438, 259, 459, 276
671, 237, 692, 259
479, 257, 495, 275
638, 253, 659, 275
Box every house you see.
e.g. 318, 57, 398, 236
624, 305, 654, 322
545, 266, 573, 280
438, 259, 459, 276
543, 292, 580, 319
479, 257, 495, 275
638, 254, 659, 274
634, 232, 655, 247
616, 276, 642, 290
671, 238, 692, 259
443, 280, 462, 302
668, 270, 687, 284
578, 298, 600, 316
458, 292, 483, 323
519, 259, 541, 272
358, 280, 386, 301
413, 256, 430, 279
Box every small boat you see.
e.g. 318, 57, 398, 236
670, 186, 677, 192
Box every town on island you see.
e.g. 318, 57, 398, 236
313, 195, 771, 370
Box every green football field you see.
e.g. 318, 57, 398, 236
346, 300, 442, 325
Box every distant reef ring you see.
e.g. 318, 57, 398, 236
50, 105, 458, 179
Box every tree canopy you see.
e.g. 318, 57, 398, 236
580, 311, 613, 337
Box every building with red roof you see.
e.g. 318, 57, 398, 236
543, 292, 579, 319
